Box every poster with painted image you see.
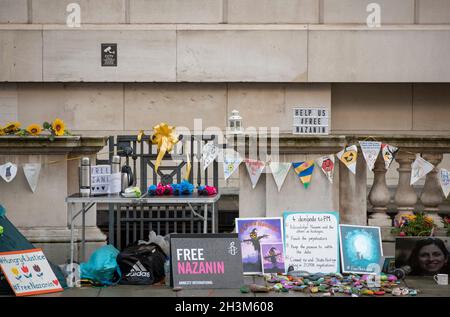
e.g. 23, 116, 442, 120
339, 225, 383, 274
236, 217, 284, 275
284, 212, 339, 274
0, 248, 63, 296
261, 243, 285, 274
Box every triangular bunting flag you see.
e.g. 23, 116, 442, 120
337, 145, 358, 174
410, 154, 434, 185
245, 159, 265, 189
0, 162, 18, 183
221, 149, 243, 181
23, 163, 41, 193
292, 160, 315, 188
269, 162, 291, 192
438, 168, 450, 198
202, 142, 220, 171
359, 141, 382, 171
381, 143, 399, 170
316, 155, 335, 184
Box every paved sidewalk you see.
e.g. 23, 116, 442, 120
28, 276, 449, 297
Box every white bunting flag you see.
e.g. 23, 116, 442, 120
439, 168, 450, 198
202, 142, 220, 171
222, 149, 243, 181
410, 154, 434, 185
316, 155, 335, 184
269, 162, 291, 192
245, 159, 266, 189
337, 145, 358, 174
23, 163, 41, 193
0, 162, 18, 183
381, 143, 399, 170
359, 141, 382, 171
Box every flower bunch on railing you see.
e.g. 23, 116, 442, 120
392, 213, 435, 237
443, 216, 450, 237
198, 185, 218, 196
0, 118, 71, 141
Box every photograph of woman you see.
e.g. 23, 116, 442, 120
408, 238, 449, 276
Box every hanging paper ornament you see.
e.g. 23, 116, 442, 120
438, 168, 450, 199
244, 159, 265, 189
202, 142, 220, 171
359, 141, 382, 171
410, 154, 434, 185
316, 155, 335, 184
222, 149, 243, 181
292, 160, 315, 188
0, 162, 18, 183
381, 143, 399, 170
23, 163, 41, 193
269, 162, 291, 192
337, 145, 358, 174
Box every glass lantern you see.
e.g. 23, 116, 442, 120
228, 110, 243, 134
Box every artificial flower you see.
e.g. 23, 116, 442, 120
26, 124, 42, 136
3, 122, 20, 133
0, 129, 5, 136
52, 118, 65, 136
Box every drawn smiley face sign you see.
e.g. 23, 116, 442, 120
341, 150, 357, 166
0, 162, 18, 183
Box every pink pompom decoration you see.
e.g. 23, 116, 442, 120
164, 184, 173, 195
205, 186, 217, 196
156, 183, 165, 196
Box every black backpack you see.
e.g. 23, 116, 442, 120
117, 243, 166, 285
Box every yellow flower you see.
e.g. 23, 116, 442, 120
26, 124, 42, 136
0, 128, 5, 136
11, 267, 19, 276
425, 216, 434, 224
52, 118, 65, 136
3, 121, 21, 133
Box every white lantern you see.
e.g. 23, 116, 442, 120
228, 109, 243, 134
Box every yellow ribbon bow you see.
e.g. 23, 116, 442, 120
150, 123, 179, 172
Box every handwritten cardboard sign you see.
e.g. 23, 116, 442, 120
284, 212, 340, 274
170, 234, 243, 289
0, 249, 63, 296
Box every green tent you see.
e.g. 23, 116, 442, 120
0, 204, 67, 295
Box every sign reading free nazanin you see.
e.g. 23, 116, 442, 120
170, 234, 243, 289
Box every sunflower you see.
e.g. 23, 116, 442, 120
26, 124, 42, 136
3, 121, 21, 133
0, 128, 5, 136
52, 118, 65, 136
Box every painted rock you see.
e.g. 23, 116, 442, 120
318, 285, 328, 292
323, 292, 332, 297
392, 288, 402, 296
249, 284, 271, 293
362, 290, 374, 296
240, 286, 250, 293
310, 287, 319, 293
409, 289, 417, 296
351, 294, 359, 297
380, 274, 388, 281
387, 275, 398, 282
401, 288, 409, 295
374, 291, 385, 296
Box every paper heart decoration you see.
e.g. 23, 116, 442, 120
0, 162, 18, 183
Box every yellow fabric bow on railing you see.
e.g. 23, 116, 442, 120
150, 123, 179, 172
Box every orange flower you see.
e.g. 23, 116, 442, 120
26, 124, 42, 136
52, 118, 65, 136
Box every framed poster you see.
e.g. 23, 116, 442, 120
0, 249, 63, 296
170, 234, 243, 289
339, 225, 383, 274
261, 243, 285, 274
284, 212, 339, 274
236, 217, 284, 275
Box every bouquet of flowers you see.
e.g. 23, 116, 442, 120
0, 118, 71, 141
392, 213, 435, 237
443, 216, 450, 237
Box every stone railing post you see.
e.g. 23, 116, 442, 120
394, 151, 417, 219
368, 153, 392, 226
420, 153, 444, 228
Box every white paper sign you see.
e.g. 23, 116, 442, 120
91, 165, 111, 195
202, 142, 220, 171
0, 248, 63, 296
269, 162, 291, 192
293, 107, 329, 135
337, 145, 358, 174
244, 159, 265, 189
284, 212, 340, 274
439, 168, 450, 198
359, 141, 381, 171
23, 163, 41, 193
0, 162, 18, 183
381, 143, 399, 170
410, 154, 434, 185
222, 149, 243, 181
316, 155, 335, 184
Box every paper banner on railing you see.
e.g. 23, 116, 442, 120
202, 142, 220, 171
359, 141, 381, 171
292, 160, 315, 189
337, 145, 358, 174
316, 155, 335, 184
0, 162, 18, 183
439, 168, 450, 198
245, 159, 266, 189
381, 143, 399, 170
410, 154, 434, 185
269, 162, 291, 192
23, 163, 41, 193
222, 149, 243, 181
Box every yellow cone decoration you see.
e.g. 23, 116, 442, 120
151, 123, 179, 172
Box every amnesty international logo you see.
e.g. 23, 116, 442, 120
227, 242, 238, 256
